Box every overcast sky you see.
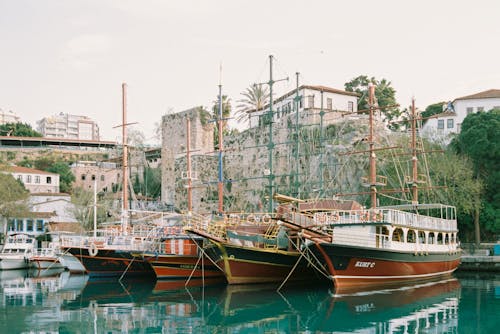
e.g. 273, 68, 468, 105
0, 0, 498, 143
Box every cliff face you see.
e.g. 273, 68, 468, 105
162, 108, 389, 214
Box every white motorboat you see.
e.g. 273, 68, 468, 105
0, 234, 37, 270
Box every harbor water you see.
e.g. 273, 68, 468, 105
0, 269, 498, 333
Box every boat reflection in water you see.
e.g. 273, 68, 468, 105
323, 278, 460, 333
1, 270, 462, 333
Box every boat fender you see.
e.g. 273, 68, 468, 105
262, 215, 271, 223
332, 213, 340, 222
89, 243, 98, 257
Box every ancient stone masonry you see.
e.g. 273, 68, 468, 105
161, 107, 214, 207
162, 106, 390, 213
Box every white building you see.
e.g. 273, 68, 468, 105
37, 113, 100, 140
7, 166, 60, 193
249, 85, 359, 128
422, 89, 500, 143
0, 108, 21, 125
4, 193, 79, 237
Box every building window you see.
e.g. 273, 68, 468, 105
307, 96, 314, 108
348, 101, 354, 112
36, 220, 44, 231
46, 176, 52, 184
466, 107, 473, 114
35, 176, 40, 184
7, 219, 15, 231
477, 106, 484, 112
437, 120, 444, 129
100, 175, 105, 181
17, 175, 22, 181
447, 119, 454, 129
15, 219, 22, 231
299, 96, 303, 108
26, 219, 34, 232
91, 175, 96, 181
326, 98, 332, 110
81, 174, 86, 180
26, 175, 32, 183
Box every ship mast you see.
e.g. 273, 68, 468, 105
368, 83, 377, 209
122, 83, 129, 233
265, 55, 288, 212
217, 69, 224, 215
410, 97, 419, 204
293, 72, 300, 198
186, 118, 193, 212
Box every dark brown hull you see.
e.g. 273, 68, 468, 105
145, 253, 223, 280
204, 241, 318, 285
313, 242, 461, 291
62, 246, 155, 278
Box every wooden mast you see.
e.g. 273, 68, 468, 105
217, 70, 224, 215
368, 83, 377, 209
410, 97, 419, 204
122, 82, 129, 233
186, 118, 193, 212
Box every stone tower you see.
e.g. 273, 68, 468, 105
161, 107, 214, 206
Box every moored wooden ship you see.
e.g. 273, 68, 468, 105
184, 212, 320, 285
278, 86, 462, 290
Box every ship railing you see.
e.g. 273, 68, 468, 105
31, 248, 59, 258
330, 230, 459, 253
313, 208, 457, 232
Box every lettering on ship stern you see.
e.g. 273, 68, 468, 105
354, 261, 376, 268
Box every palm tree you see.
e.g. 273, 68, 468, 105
235, 84, 270, 124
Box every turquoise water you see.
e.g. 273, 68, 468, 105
0, 269, 498, 333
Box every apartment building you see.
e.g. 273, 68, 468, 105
37, 112, 100, 140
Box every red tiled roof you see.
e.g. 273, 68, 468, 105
455, 89, 500, 101
429, 111, 457, 118
299, 199, 363, 212
5, 166, 58, 175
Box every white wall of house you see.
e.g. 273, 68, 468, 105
9, 167, 60, 193
249, 85, 358, 128
422, 91, 500, 143
3, 194, 79, 238
453, 97, 500, 131
29, 193, 78, 223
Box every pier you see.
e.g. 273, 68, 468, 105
459, 243, 500, 272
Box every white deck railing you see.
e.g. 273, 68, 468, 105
313, 208, 457, 233
330, 229, 459, 252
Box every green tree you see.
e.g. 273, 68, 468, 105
421, 102, 447, 125
451, 109, 500, 242
344, 75, 401, 128
235, 84, 270, 124
132, 167, 162, 200
34, 157, 56, 171
47, 161, 76, 193
70, 187, 112, 231
377, 138, 483, 242
0, 122, 42, 137
0, 173, 30, 238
